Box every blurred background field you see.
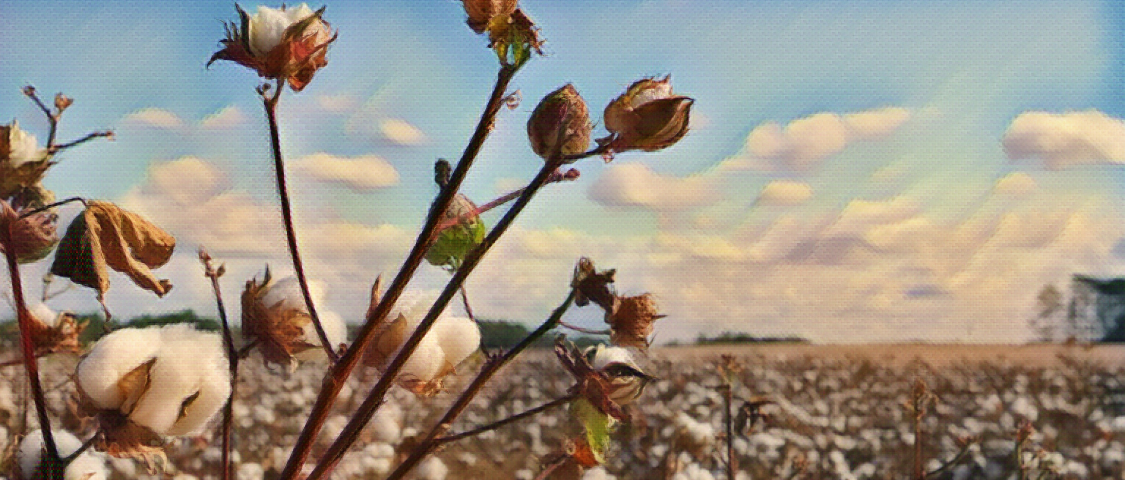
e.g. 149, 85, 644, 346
2, 340, 1123, 479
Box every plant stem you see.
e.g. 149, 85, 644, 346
18, 197, 86, 219
721, 383, 735, 480
1, 224, 63, 479
459, 286, 476, 322
381, 291, 578, 480
49, 131, 114, 154
261, 80, 338, 362
558, 320, 610, 336
434, 168, 578, 233
277, 64, 521, 480
199, 251, 237, 480
434, 394, 578, 447
22, 86, 58, 148
307, 158, 563, 479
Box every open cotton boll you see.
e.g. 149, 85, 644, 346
590, 345, 640, 370
398, 335, 447, 383
294, 309, 347, 362
129, 324, 230, 436
432, 314, 480, 366
17, 429, 107, 480
260, 276, 327, 313
77, 328, 164, 410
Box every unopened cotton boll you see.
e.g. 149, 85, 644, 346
17, 429, 107, 480
77, 324, 230, 439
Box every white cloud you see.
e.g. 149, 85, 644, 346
379, 119, 426, 146
992, 172, 1037, 196
316, 94, 358, 113
587, 163, 719, 211
293, 153, 400, 192
743, 107, 911, 171
200, 106, 246, 129
756, 180, 812, 206
123, 108, 184, 129
1002, 110, 1125, 169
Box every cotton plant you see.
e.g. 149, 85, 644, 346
15, 429, 108, 480
241, 269, 348, 368
75, 324, 230, 464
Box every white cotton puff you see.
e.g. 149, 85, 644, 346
248, 4, 318, 57
432, 315, 480, 367
294, 310, 348, 362
77, 327, 164, 410
18, 429, 108, 480
415, 456, 449, 480
591, 344, 640, 370
28, 303, 58, 327
128, 324, 230, 436
581, 467, 618, 480
260, 277, 327, 314
398, 335, 446, 383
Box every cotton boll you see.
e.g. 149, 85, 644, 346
127, 325, 230, 436
590, 345, 639, 370
28, 303, 58, 327
78, 327, 164, 410
415, 456, 449, 480
293, 310, 347, 362
432, 315, 480, 366
399, 335, 447, 383
18, 429, 107, 480
260, 276, 327, 313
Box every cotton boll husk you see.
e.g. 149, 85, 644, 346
78, 328, 164, 410
398, 335, 446, 383
128, 324, 230, 435
432, 314, 480, 366
18, 429, 108, 480
293, 309, 347, 362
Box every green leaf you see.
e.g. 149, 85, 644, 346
571, 398, 615, 465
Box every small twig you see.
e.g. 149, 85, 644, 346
459, 286, 476, 322
533, 457, 569, 480
923, 443, 975, 479
435, 393, 578, 446
61, 433, 97, 466
18, 197, 87, 219
434, 167, 580, 233
237, 339, 260, 359
22, 86, 58, 147
199, 249, 238, 480
259, 79, 338, 363
721, 383, 735, 480
48, 131, 114, 155
558, 320, 610, 336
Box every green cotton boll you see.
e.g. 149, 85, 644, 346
571, 398, 615, 465
425, 194, 486, 269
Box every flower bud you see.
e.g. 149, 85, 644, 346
426, 194, 486, 270
76, 324, 230, 462
16, 429, 108, 480
54, 93, 74, 112
588, 345, 653, 406
602, 75, 694, 152
241, 270, 347, 367
362, 293, 481, 397
528, 84, 591, 162
0, 201, 59, 264
209, 4, 336, 92
606, 294, 663, 350
462, 0, 518, 34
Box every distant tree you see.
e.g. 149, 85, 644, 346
1029, 283, 1063, 342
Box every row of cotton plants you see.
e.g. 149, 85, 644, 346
0, 0, 689, 478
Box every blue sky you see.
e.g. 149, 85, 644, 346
3, 0, 1125, 343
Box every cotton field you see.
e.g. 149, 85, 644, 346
1, 344, 1123, 479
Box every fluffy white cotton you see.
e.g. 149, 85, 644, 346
6, 120, 48, 167
399, 335, 446, 383
77, 327, 165, 410
28, 303, 58, 327
582, 467, 618, 480
431, 314, 481, 367
262, 276, 348, 361
415, 456, 449, 480
18, 429, 107, 480
247, 4, 319, 57
77, 324, 230, 436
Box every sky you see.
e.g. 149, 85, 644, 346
3, 0, 1125, 343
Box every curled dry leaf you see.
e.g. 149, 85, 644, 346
606, 294, 664, 350
26, 310, 87, 356
572, 257, 617, 312
50, 201, 176, 298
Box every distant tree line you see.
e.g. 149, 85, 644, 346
1032, 275, 1125, 343
0, 309, 220, 346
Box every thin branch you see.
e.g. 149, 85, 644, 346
558, 321, 610, 336
237, 339, 260, 359
435, 393, 578, 447
381, 292, 578, 480
18, 197, 87, 219
459, 286, 476, 322
278, 64, 521, 480
2, 221, 63, 479
61, 433, 97, 466
924, 444, 975, 479
260, 79, 338, 363
199, 250, 238, 480
21, 86, 58, 148
721, 383, 735, 480
48, 131, 114, 155
434, 167, 580, 233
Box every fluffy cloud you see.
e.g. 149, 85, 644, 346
744, 107, 911, 171
379, 119, 426, 146
588, 163, 720, 211
293, 153, 400, 192
756, 180, 813, 206
200, 106, 246, 129
992, 172, 1037, 196
1002, 110, 1125, 169
123, 108, 184, 129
